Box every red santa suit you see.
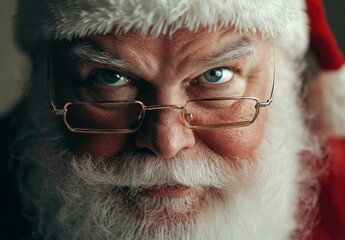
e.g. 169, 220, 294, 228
306, 0, 345, 238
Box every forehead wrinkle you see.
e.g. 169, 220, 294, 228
108, 34, 164, 80
69, 42, 136, 73
126, 45, 161, 79
174, 43, 209, 74
164, 34, 213, 75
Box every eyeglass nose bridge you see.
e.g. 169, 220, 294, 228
140, 104, 191, 126
143, 104, 185, 111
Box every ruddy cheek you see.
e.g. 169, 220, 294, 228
66, 133, 128, 159
195, 122, 264, 160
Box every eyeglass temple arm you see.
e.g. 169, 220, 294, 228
258, 47, 276, 108
47, 50, 64, 115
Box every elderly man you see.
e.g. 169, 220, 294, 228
1, 0, 345, 239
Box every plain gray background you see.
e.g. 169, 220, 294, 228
0, 1, 344, 117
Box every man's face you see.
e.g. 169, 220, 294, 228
19, 26, 315, 239
54, 27, 272, 165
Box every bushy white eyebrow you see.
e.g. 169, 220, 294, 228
204, 39, 255, 66
70, 43, 135, 72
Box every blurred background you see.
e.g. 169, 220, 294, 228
0, 0, 344, 117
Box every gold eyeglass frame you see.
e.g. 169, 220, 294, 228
48, 47, 275, 134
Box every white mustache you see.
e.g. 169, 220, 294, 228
69, 151, 252, 190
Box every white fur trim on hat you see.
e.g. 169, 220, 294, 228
306, 65, 345, 136
15, 0, 304, 51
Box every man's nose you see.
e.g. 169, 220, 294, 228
135, 107, 195, 158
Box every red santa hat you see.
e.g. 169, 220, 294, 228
14, 0, 344, 136
305, 0, 345, 136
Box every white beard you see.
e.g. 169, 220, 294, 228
14, 48, 321, 240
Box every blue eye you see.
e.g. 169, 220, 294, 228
93, 69, 130, 86
199, 68, 234, 84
